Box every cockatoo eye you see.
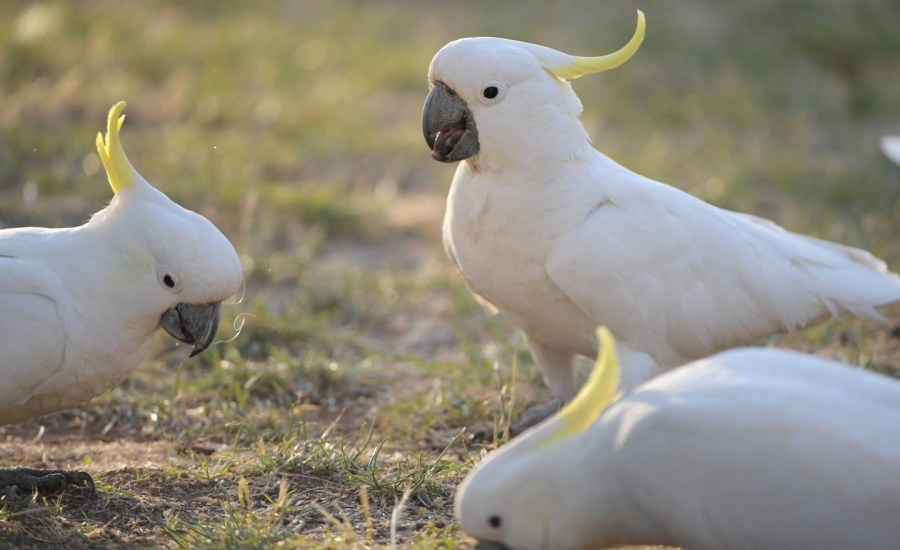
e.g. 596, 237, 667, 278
479, 82, 506, 105
157, 264, 181, 293
488, 514, 502, 529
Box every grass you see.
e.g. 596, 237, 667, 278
0, 0, 898, 548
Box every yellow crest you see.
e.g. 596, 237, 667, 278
95, 101, 135, 193
536, 327, 621, 450
549, 10, 645, 80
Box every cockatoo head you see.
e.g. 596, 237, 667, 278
456, 328, 623, 550
91, 101, 243, 356
423, 11, 644, 168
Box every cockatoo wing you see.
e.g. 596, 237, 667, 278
545, 166, 900, 366
609, 351, 900, 548
0, 255, 67, 420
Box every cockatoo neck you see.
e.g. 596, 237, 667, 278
526, 421, 654, 548
39, 222, 162, 359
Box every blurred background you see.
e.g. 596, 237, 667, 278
3, 0, 898, 234
0, 0, 898, 546
3, 1, 899, 248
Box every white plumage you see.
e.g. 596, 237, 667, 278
0, 102, 243, 427
456, 329, 900, 550
423, 13, 900, 401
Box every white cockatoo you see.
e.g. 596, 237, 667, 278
457, 328, 900, 550
422, 11, 900, 423
0, 101, 243, 495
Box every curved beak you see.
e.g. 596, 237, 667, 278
422, 80, 479, 162
473, 542, 512, 550
159, 302, 221, 357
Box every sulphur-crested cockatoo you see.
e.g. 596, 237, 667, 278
0, 101, 242, 496
423, 11, 900, 420
457, 328, 900, 550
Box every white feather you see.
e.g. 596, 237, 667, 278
457, 348, 900, 550
430, 37, 900, 397
0, 124, 242, 426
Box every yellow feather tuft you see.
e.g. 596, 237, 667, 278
536, 327, 621, 450
96, 101, 135, 193
550, 10, 645, 80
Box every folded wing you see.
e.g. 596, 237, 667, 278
546, 167, 900, 366
0, 256, 68, 424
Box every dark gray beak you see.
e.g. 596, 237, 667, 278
159, 302, 221, 357
422, 80, 479, 162
473, 542, 512, 550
